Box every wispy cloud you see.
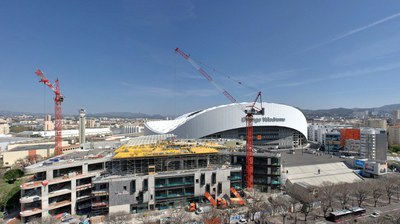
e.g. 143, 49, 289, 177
298, 12, 400, 52
331, 33, 400, 66
279, 62, 400, 87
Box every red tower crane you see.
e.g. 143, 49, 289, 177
35, 69, 64, 156
175, 48, 264, 189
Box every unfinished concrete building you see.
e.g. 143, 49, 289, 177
91, 142, 242, 215
19, 149, 110, 223
19, 135, 285, 221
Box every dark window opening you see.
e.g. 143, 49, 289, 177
143, 179, 148, 191
211, 173, 216, 184
200, 173, 205, 186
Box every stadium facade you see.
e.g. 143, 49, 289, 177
145, 102, 308, 149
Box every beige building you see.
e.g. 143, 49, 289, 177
0, 123, 10, 135
87, 119, 96, 128
388, 125, 400, 145
2, 141, 75, 167
365, 118, 387, 130
393, 110, 400, 124
44, 115, 54, 131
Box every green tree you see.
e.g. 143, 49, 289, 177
3, 169, 23, 184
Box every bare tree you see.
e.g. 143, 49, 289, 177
287, 185, 315, 222
336, 183, 351, 209
352, 181, 370, 207
171, 208, 190, 224
105, 211, 131, 224
29, 216, 59, 224
370, 180, 384, 207
383, 176, 397, 204
268, 195, 292, 224
200, 208, 221, 224
317, 181, 336, 217
139, 212, 157, 224
258, 206, 271, 224
245, 189, 265, 221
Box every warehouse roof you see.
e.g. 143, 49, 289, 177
285, 162, 362, 186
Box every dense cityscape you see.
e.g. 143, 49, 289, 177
1, 102, 400, 223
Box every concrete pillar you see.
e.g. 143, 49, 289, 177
82, 163, 88, 174
71, 179, 76, 215
46, 170, 53, 180
41, 185, 49, 218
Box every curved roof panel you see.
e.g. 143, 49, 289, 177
145, 102, 307, 139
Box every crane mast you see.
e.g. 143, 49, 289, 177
35, 69, 64, 156
175, 48, 264, 189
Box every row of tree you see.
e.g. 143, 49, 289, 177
80, 175, 400, 224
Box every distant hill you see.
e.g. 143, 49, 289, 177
2, 103, 400, 119
87, 112, 166, 119
301, 107, 354, 118
301, 103, 400, 118
0, 110, 167, 119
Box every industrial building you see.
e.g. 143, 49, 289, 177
19, 135, 284, 221
15, 128, 112, 138
145, 102, 307, 149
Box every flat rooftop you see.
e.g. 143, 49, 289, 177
24, 148, 113, 173
281, 149, 343, 167
285, 162, 363, 186
113, 143, 219, 159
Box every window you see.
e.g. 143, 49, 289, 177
211, 173, 216, 184
123, 186, 127, 191
206, 184, 210, 193
218, 182, 222, 194
200, 173, 205, 185
143, 179, 148, 191
130, 180, 136, 194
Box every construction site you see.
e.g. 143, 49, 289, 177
18, 52, 286, 223
18, 134, 285, 222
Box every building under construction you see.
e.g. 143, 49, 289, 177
91, 138, 241, 215
19, 135, 282, 221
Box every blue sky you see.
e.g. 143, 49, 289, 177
1, 1, 400, 116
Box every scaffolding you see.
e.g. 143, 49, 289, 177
108, 142, 223, 175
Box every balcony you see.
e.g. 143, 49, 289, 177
76, 195, 92, 202
20, 208, 42, 217
92, 202, 108, 208
48, 189, 71, 198
92, 190, 108, 196
76, 183, 92, 191
48, 200, 71, 210
20, 196, 41, 204
20, 181, 43, 190
271, 180, 280, 185
231, 176, 242, 181
155, 181, 194, 188
155, 192, 194, 199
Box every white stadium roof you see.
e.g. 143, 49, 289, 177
145, 102, 307, 139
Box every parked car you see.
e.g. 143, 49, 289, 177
370, 212, 380, 218
237, 218, 247, 224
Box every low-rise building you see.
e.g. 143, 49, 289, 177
388, 125, 400, 145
